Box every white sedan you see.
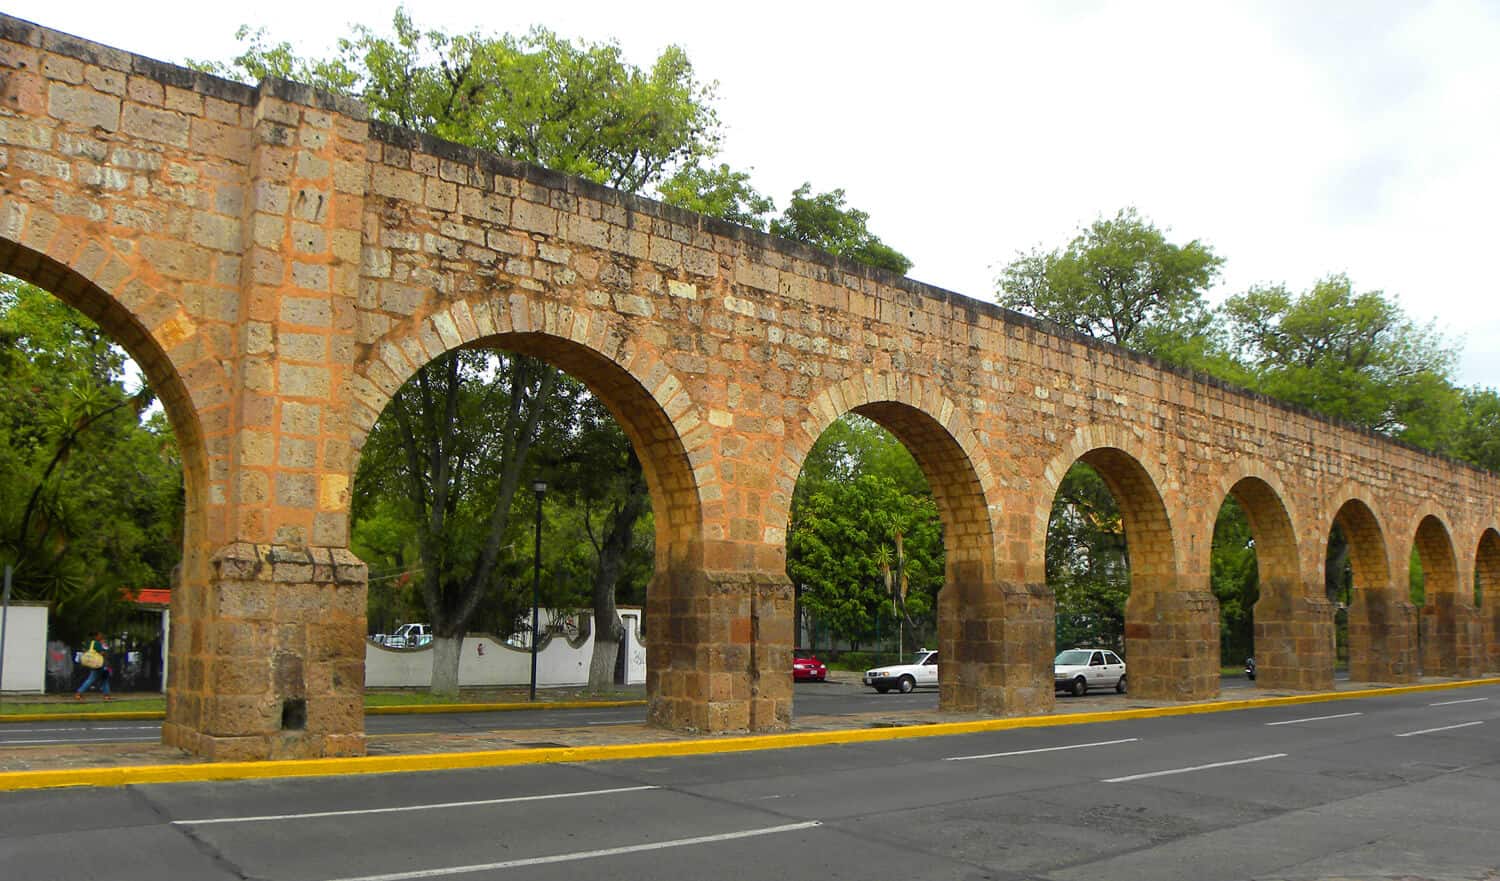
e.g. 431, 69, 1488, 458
1054, 648, 1127, 696
863, 649, 939, 693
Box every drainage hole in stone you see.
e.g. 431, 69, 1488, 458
281, 698, 307, 730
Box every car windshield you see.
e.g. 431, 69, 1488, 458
1054, 650, 1092, 665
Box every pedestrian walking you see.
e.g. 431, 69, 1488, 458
75, 631, 112, 700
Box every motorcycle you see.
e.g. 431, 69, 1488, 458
1245, 656, 1256, 681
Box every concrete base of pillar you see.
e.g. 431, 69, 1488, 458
1349, 590, 1418, 683
1252, 588, 1336, 691
1124, 588, 1220, 700
645, 568, 791, 734
163, 543, 368, 761
1420, 596, 1482, 678
939, 581, 1054, 716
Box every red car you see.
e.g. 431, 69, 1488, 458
793, 651, 827, 682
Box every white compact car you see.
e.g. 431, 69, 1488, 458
1054, 648, 1126, 696
863, 649, 939, 693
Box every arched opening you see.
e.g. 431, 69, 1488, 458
1214, 477, 1327, 690
1046, 447, 1212, 700
351, 328, 714, 727
1478, 529, 1500, 674
787, 415, 943, 696
1412, 514, 1477, 677
0, 239, 205, 711
1330, 499, 1414, 683
787, 394, 1007, 714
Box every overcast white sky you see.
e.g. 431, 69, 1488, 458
13, 1, 1500, 386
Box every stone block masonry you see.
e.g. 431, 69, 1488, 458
0, 13, 1495, 758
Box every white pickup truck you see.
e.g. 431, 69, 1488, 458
862, 649, 939, 693
383, 623, 432, 649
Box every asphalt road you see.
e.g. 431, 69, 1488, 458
0, 675, 1258, 745
3, 682, 1496, 881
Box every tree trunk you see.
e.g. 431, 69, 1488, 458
587, 453, 648, 690
588, 612, 624, 690
430, 635, 462, 698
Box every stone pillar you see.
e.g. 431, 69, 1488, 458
645, 565, 792, 733
1124, 587, 1220, 700
1348, 588, 1418, 682
163, 543, 366, 760
1251, 585, 1335, 691
163, 81, 372, 759
1420, 595, 1482, 678
939, 579, 1053, 716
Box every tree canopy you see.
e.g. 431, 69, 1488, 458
0, 278, 183, 641
1220, 274, 1461, 448
770, 184, 913, 275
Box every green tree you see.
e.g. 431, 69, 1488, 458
0, 278, 183, 642
788, 474, 942, 647
1449, 387, 1500, 471
1046, 465, 1130, 652
657, 162, 775, 231
1210, 497, 1258, 664
771, 184, 913, 274
1220, 274, 1461, 446
198, 13, 720, 192
997, 208, 1226, 368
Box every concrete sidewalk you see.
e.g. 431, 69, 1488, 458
3, 675, 1495, 780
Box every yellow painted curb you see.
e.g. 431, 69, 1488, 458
1, 677, 1494, 792
0, 699, 647, 724
0, 710, 166, 723
365, 699, 646, 715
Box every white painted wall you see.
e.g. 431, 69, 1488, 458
365, 609, 645, 689
0, 603, 48, 693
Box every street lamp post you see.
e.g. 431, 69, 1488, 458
529, 480, 547, 702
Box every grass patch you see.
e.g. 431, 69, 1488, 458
0, 698, 165, 715
2, 687, 645, 716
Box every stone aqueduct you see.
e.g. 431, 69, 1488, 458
1, 16, 1497, 760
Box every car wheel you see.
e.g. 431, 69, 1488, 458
898, 675, 916, 694
1071, 676, 1088, 697
1115, 675, 1127, 694
874, 685, 890, 694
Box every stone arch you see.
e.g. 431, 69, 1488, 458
1410, 509, 1478, 677
1038, 427, 1218, 701
1477, 528, 1500, 673
349, 295, 704, 564
791, 374, 999, 584
1209, 469, 1331, 690
791, 375, 1010, 713
1210, 467, 1301, 591
0, 227, 217, 747
1411, 509, 1461, 601
1035, 427, 1178, 591
348, 292, 745, 731
1323, 492, 1414, 682
0, 232, 210, 536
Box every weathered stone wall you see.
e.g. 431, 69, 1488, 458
0, 14, 1496, 757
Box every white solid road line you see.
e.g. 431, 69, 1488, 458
1104, 753, 1288, 783
0, 736, 159, 745
1429, 697, 1489, 707
945, 738, 1139, 761
1395, 721, 1484, 738
0, 725, 158, 733
322, 821, 823, 881
1264, 712, 1363, 726
173, 785, 659, 826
